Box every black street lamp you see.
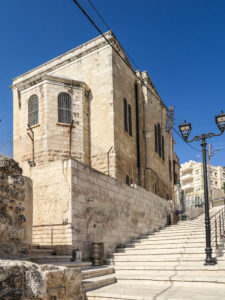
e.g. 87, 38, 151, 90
179, 111, 225, 265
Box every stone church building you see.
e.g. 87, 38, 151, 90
11, 31, 178, 256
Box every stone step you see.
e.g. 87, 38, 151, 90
51, 261, 92, 270
125, 243, 206, 249
82, 266, 115, 279
106, 254, 222, 262
110, 251, 207, 258
86, 281, 225, 299
30, 255, 71, 264
160, 229, 205, 234
161, 228, 205, 233
115, 271, 225, 285
116, 248, 206, 254
143, 232, 206, 238
131, 238, 206, 244
167, 223, 204, 227
113, 263, 225, 270
83, 273, 116, 292
132, 236, 206, 242
30, 249, 55, 256
115, 269, 225, 280
106, 258, 224, 266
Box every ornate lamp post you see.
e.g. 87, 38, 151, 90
179, 111, 225, 265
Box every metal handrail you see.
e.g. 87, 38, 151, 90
210, 206, 225, 255
210, 206, 225, 220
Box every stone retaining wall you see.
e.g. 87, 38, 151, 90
0, 155, 32, 259
31, 158, 171, 259
71, 159, 171, 259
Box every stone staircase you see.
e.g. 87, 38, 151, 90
86, 207, 225, 299
82, 266, 116, 292
30, 246, 117, 292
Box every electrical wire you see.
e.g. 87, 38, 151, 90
86, 0, 141, 71
76, 0, 221, 158
87, 0, 110, 31
172, 126, 202, 153
72, 0, 168, 111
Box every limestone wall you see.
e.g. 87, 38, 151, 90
27, 160, 72, 254
31, 158, 171, 258
70, 159, 171, 259
141, 71, 171, 199
0, 156, 32, 259
13, 75, 90, 171
112, 50, 139, 185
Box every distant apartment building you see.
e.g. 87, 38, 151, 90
180, 160, 225, 207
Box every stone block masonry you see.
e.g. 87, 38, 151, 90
31, 158, 171, 259
0, 155, 32, 259
71, 160, 171, 259
0, 155, 85, 299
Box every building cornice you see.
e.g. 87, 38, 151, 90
11, 31, 115, 88
140, 71, 168, 111
11, 75, 90, 93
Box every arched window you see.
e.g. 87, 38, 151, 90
58, 92, 72, 124
28, 95, 39, 126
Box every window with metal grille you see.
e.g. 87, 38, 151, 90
28, 95, 39, 126
58, 92, 72, 124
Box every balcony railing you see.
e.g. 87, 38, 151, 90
181, 173, 193, 181
210, 206, 225, 258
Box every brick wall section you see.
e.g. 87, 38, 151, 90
70, 159, 171, 259
0, 156, 32, 259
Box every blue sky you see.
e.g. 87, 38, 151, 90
0, 0, 224, 165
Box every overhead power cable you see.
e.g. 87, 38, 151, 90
87, 0, 140, 71
72, 0, 168, 111
172, 126, 202, 153
87, 0, 110, 31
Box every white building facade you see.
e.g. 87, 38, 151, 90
180, 160, 225, 207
